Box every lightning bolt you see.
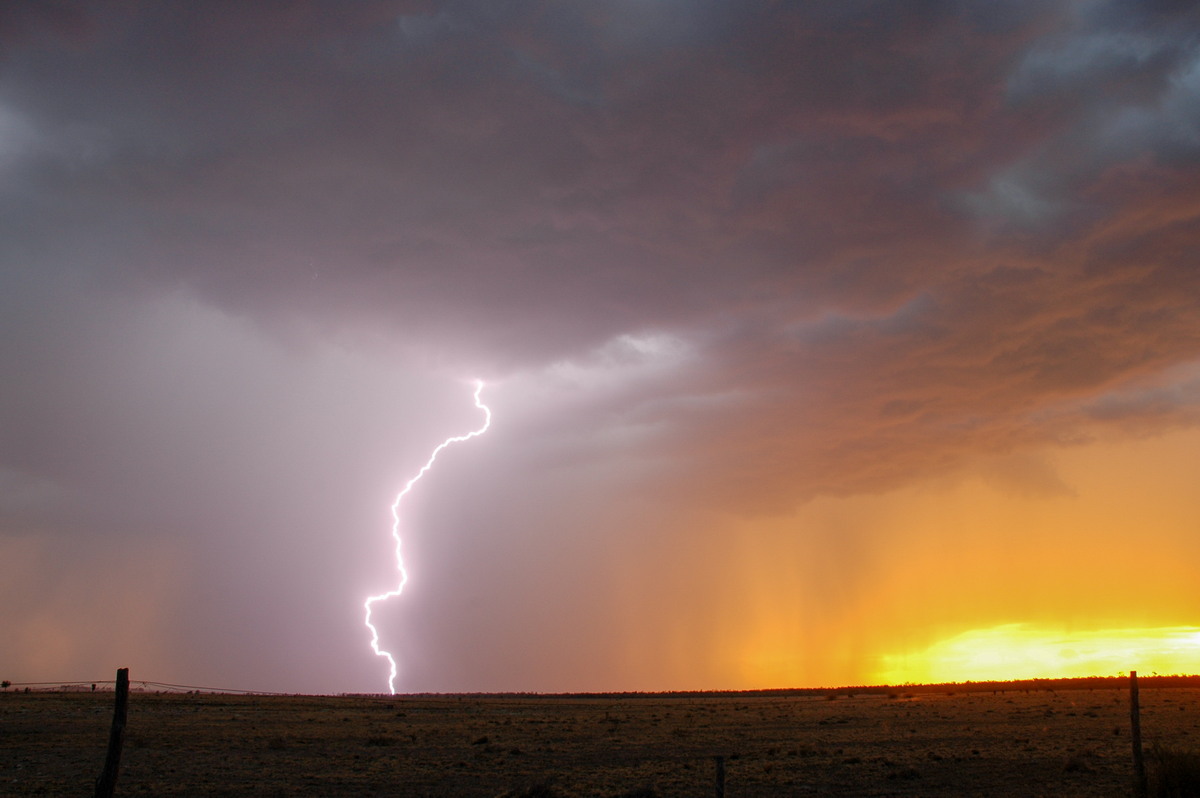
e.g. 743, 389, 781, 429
363, 379, 492, 694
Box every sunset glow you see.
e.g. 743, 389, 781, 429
877, 625, 1200, 686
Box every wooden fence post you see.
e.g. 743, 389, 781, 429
1131, 670, 1146, 797
95, 668, 129, 798
714, 755, 725, 798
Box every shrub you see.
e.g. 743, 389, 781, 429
1149, 744, 1200, 797
1062, 753, 1090, 773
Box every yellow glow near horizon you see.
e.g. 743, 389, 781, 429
609, 430, 1200, 692
876, 624, 1200, 685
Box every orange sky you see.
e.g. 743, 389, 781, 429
608, 427, 1200, 689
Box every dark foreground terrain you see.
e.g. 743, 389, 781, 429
4, 683, 1199, 796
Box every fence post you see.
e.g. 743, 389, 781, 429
95, 668, 129, 798
714, 755, 725, 798
1131, 670, 1146, 797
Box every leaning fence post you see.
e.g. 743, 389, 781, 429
1131, 670, 1146, 797
95, 668, 129, 798
714, 755, 725, 798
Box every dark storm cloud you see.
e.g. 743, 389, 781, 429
3, 0, 1198, 501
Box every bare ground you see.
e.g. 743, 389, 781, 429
4, 685, 1199, 796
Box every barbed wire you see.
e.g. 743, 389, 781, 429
1, 678, 295, 695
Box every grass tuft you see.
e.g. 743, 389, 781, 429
365, 735, 395, 747
497, 783, 562, 798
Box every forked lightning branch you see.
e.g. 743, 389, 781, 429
363, 380, 492, 694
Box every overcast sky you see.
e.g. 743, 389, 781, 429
3, 0, 1199, 694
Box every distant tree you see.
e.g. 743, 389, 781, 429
1, 680, 10, 690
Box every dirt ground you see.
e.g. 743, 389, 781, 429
4, 685, 1198, 796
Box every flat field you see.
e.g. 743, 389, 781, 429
4, 684, 1199, 796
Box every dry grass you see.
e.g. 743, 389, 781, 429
4, 687, 1200, 796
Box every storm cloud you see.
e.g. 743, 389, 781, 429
2, 0, 1199, 693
